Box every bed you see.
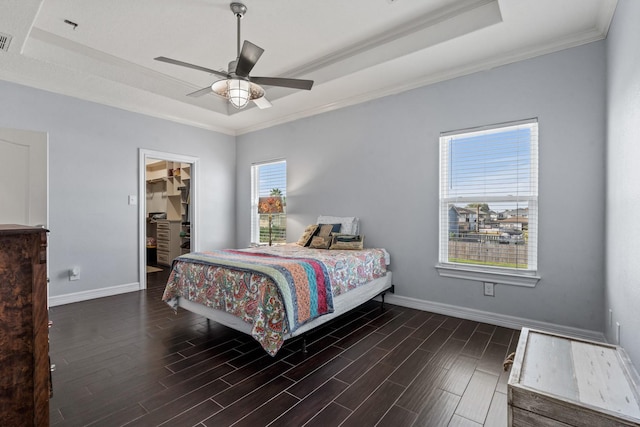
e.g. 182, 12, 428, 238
162, 229, 392, 356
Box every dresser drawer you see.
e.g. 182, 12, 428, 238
157, 250, 171, 265
153, 220, 180, 266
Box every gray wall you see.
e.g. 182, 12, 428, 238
0, 81, 236, 298
0, 27, 619, 353
606, 0, 640, 368
237, 41, 607, 334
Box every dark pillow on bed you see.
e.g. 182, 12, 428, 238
296, 224, 319, 246
309, 235, 332, 249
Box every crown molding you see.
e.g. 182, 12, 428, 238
235, 27, 608, 136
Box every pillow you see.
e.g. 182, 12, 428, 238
304, 225, 335, 249
317, 215, 359, 235
317, 223, 341, 237
330, 233, 365, 250
296, 224, 319, 246
309, 235, 332, 249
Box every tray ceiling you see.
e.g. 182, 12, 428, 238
0, 0, 617, 135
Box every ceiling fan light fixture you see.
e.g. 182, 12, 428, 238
228, 78, 250, 109
211, 78, 265, 110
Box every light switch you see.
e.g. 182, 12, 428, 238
128, 195, 137, 205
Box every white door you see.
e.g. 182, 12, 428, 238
0, 128, 48, 226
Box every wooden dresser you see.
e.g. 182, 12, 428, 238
0, 225, 49, 426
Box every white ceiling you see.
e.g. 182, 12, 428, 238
0, 0, 617, 135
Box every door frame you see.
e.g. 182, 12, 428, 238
138, 148, 199, 290
0, 128, 49, 227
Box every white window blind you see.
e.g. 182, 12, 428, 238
439, 119, 538, 273
251, 160, 287, 245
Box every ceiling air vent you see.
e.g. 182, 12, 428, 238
0, 33, 13, 52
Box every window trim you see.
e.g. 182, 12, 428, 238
435, 263, 541, 287
250, 159, 287, 246
437, 119, 540, 286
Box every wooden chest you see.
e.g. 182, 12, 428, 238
508, 328, 640, 426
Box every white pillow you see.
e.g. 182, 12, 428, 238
317, 215, 359, 235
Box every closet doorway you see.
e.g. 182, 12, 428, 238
138, 149, 198, 290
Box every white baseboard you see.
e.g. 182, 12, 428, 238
49, 282, 140, 307
380, 294, 606, 342
48, 282, 605, 343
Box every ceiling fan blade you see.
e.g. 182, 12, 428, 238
155, 56, 228, 78
235, 41, 264, 77
186, 86, 213, 97
253, 96, 272, 109
251, 76, 314, 90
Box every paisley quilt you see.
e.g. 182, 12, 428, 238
162, 245, 387, 355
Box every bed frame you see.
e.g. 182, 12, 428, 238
176, 272, 394, 352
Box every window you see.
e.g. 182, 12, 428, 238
251, 160, 287, 245
438, 119, 539, 285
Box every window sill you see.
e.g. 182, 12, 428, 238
435, 263, 540, 287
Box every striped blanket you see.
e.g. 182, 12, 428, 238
168, 250, 333, 333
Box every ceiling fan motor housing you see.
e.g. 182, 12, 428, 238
230, 2, 247, 17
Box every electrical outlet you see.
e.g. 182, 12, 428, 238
483, 282, 495, 297
616, 322, 621, 345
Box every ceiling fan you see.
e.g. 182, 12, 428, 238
155, 2, 314, 110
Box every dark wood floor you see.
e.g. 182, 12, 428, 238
48, 268, 519, 426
